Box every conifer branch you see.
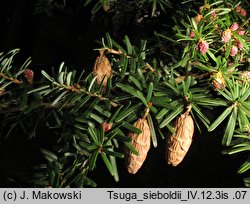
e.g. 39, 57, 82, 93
0, 73, 23, 84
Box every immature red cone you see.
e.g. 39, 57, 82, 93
125, 118, 151, 174
189, 30, 194, 38
230, 45, 238, 57
23, 69, 34, 84
93, 50, 112, 92
238, 28, 245, 36
195, 38, 209, 54
101, 122, 113, 132
236, 6, 247, 17
230, 22, 239, 31
166, 108, 194, 166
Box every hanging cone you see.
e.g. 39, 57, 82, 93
166, 110, 194, 166
93, 51, 112, 92
125, 118, 151, 174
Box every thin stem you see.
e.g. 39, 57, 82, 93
58, 83, 119, 107
145, 63, 158, 76
175, 72, 210, 83
0, 102, 75, 114
0, 73, 23, 84
142, 102, 152, 119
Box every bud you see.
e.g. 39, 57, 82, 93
93, 51, 112, 91
211, 71, 226, 90
125, 118, 151, 174
195, 39, 209, 54
230, 45, 238, 57
214, 23, 219, 30
210, 11, 216, 20
236, 6, 242, 13
212, 80, 225, 90
230, 22, 239, 31
101, 122, 112, 132
236, 6, 247, 17
221, 28, 232, 42
238, 42, 244, 50
194, 14, 203, 25
239, 71, 250, 84
238, 28, 245, 35
240, 8, 247, 17
189, 30, 194, 38
23, 69, 34, 84
166, 112, 194, 166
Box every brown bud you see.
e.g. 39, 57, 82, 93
93, 52, 112, 91
23, 69, 34, 84
125, 118, 151, 174
166, 113, 194, 166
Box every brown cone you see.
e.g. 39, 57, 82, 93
93, 51, 112, 91
125, 118, 151, 174
166, 113, 194, 166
